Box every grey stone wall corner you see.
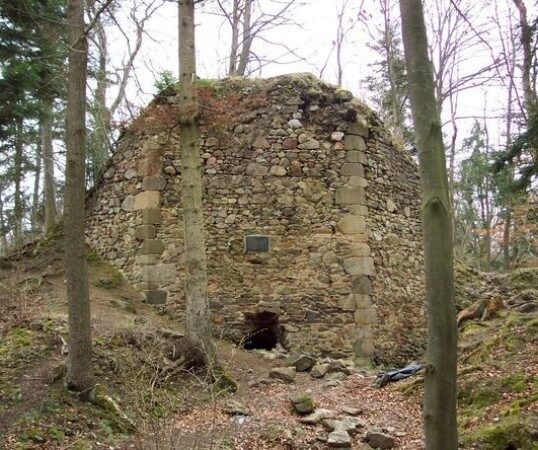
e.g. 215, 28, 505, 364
134, 175, 168, 305
338, 121, 376, 360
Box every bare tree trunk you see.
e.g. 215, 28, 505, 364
178, 0, 216, 364
32, 126, 42, 231
42, 95, 57, 233
13, 119, 24, 243
335, 0, 345, 86
65, 0, 93, 398
0, 187, 7, 252
236, 0, 252, 76
87, 0, 110, 182
399, 1, 458, 449
228, 0, 241, 75
513, 0, 536, 115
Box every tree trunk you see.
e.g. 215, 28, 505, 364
0, 186, 8, 251
32, 126, 42, 232
13, 119, 24, 243
512, 0, 536, 116
236, 0, 252, 76
399, 1, 458, 449
65, 0, 93, 398
228, 0, 240, 75
42, 94, 57, 233
87, 0, 110, 183
178, 0, 216, 364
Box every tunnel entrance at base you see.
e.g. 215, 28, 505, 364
242, 311, 281, 350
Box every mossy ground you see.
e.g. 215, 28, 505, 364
457, 311, 538, 448
0, 244, 228, 449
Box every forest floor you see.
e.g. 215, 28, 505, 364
0, 236, 536, 449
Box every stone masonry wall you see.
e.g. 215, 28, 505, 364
86, 74, 425, 364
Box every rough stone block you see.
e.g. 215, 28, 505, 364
134, 191, 160, 210
346, 151, 367, 164
353, 333, 375, 358
135, 254, 158, 265
347, 176, 368, 188
386, 198, 397, 212
269, 165, 287, 176
353, 293, 372, 309
124, 168, 138, 180
344, 134, 366, 151
335, 188, 366, 205
135, 225, 156, 240
336, 215, 366, 235
142, 176, 166, 191
348, 205, 368, 216
342, 256, 375, 276
139, 281, 159, 290
141, 239, 164, 255
297, 139, 320, 150
349, 243, 371, 257
354, 307, 377, 325
145, 290, 167, 305
347, 120, 369, 138
252, 136, 270, 149
142, 207, 162, 225
121, 195, 135, 212
338, 295, 357, 311
140, 263, 175, 284
246, 162, 269, 177
341, 163, 365, 177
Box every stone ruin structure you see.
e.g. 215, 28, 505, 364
86, 74, 425, 364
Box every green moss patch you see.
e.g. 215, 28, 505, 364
463, 415, 537, 449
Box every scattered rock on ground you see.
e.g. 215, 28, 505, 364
299, 408, 335, 425
310, 362, 330, 378
323, 417, 365, 435
290, 394, 315, 415
341, 406, 363, 416
247, 377, 273, 388
269, 366, 296, 383
287, 353, 317, 372
327, 429, 352, 448
365, 427, 396, 449
325, 371, 347, 382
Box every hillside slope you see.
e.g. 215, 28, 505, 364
0, 235, 536, 449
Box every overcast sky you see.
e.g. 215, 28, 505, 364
103, 0, 521, 154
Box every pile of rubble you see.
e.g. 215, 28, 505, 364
251, 348, 364, 386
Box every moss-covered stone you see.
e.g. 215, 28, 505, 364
290, 394, 315, 415
463, 415, 537, 449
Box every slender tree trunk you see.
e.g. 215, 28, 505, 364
13, 119, 24, 243
32, 126, 42, 231
236, 0, 252, 76
88, 0, 110, 182
399, 1, 458, 449
228, 0, 240, 75
42, 95, 57, 233
513, 0, 536, 115
178, 0, 216, 364
503, 204, 512, 270
65, 0, 93, 398
0, 187, 7, 251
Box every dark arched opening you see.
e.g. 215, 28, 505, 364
242, 311, 280, 350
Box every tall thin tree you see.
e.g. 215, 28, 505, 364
178, 0, 217, 365
65, 0, 93, 398
399, 0, 457, 449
